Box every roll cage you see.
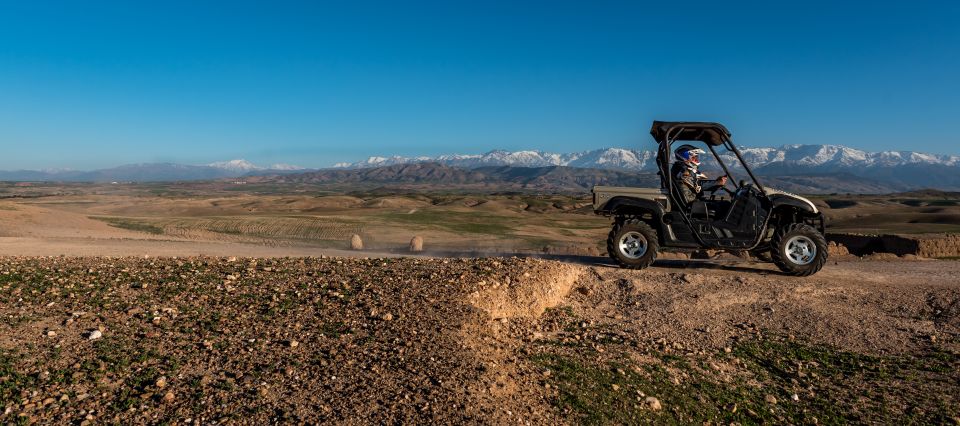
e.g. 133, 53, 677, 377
650, 121, 765, 197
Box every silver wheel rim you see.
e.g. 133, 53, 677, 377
784, 235, 817, 265
618, 231, 648, 260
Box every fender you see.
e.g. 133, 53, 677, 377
599, 196, 666, 218
767, 194, 818, 214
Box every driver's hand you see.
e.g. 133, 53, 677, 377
718, 176, 728, 186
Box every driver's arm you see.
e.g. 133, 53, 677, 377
699, 176, 729, 193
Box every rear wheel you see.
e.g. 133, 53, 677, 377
607, 219, 659, 269
771, 223, 827, 276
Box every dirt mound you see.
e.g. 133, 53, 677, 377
468, 260, 582, 319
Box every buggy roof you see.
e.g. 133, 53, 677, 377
650, 121, 732, 146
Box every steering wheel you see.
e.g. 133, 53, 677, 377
706, 182, 735, 200
717, 183, 736, 197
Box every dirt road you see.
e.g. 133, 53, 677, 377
1, 256, 957, 424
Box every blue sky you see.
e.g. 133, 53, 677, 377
1, 1, 958, 170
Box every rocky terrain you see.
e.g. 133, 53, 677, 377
1, 256, 958, 424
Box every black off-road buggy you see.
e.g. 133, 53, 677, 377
592, 121, 828, 276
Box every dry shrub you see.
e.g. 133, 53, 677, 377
409, 236, 424, 252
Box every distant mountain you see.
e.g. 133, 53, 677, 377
0, 159, 309, 182
333, 145, 959, 171
249, 162, 659, 192
1, 145, 959, 192
208, 159, 305, 173
247, 162, 899, 194
331, 145, 960, 190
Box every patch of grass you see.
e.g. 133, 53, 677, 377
320, 321, 351, 338
534, 337, 960, 425
379, 210, 513, 235
0, 350, 37, 407
90, 216, 165, 235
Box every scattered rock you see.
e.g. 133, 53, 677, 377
827, 242, 850, 257
382, 313, 393, 321
288, 340, 300, 348
765, 394, 778, 404
162, 391, 175, 402
644, 396, 662, 411
155, 376, 168, 389
87, 330, 102, 340
46, 330, 56, 338
791, 393, 800, 402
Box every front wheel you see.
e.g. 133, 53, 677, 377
607, 220, 659, 269
770, 224, 828, 276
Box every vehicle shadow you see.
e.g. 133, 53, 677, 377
419, 250, 779, 275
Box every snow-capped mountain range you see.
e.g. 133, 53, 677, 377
1, 146, 959, 190
206, 159, 305, 172
331, 145, 960, 172
328, 145, 960, 190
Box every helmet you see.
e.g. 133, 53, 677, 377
674, 144, 705, 166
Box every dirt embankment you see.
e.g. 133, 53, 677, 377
829, 233, 960, 258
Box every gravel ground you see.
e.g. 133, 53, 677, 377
1, 256, 958, 424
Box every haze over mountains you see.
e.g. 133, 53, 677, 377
2, 144, 959, 192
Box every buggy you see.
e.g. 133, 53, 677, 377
593, 121, 827, 276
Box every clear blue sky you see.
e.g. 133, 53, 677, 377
1, 1, 958, 170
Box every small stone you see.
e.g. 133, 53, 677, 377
765, 394, 778, 404
724, 347, 732, 353
87, 330, 102, 340
791, 393, 800, 402
288, 340, 299, 348
46, 331, 56, 338
42, 397, 55, 406
382, 313, 393, 321
611, 384, 620, 391
162, 391, 174, 402
155, 377, 167, 389
644, 396, 662, 411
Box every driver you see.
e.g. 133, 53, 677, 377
672, 144, 728, 204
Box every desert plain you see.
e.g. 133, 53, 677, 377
0, 181, 958, 424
